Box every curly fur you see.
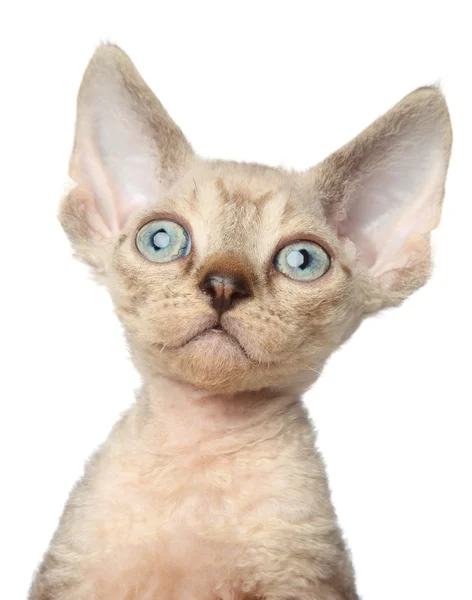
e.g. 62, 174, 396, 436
29, 44, 452, 600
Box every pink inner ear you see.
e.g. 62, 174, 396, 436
68, 51, 165, 233
339, 137, 447, 276
72, 113, 161, 233
72, 133, 120, 232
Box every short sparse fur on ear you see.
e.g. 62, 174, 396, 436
61, 43, 193, 269
306, 86, 452, 310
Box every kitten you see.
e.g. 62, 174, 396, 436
29, 44, 452, 600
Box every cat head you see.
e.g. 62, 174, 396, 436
61, 44, 452, 394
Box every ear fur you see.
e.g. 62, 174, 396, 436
309, 86, 452, 309
60, 43, 193, 268
59, 184, 112, 281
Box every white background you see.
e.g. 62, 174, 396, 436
1, 2, 470, 599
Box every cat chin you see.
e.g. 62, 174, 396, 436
159, 345, 308, 395
129, 325, 321, 393
134, 341, 316, 394
153, 335, 266, 393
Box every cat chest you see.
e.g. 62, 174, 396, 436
83, 454, 270, 598
92, 449, 279, 549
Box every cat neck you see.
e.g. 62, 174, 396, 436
133, 374, 302, 449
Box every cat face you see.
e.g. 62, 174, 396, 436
61, 44, 452, 393
102, 164, 358, 392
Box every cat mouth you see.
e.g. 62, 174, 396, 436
183, 324, 253, 362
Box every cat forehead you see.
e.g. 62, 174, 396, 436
135, 160, 330, 233
183, 160, 294, 204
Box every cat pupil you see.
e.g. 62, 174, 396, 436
299, 250, 310, 269
153, 229, 170, 250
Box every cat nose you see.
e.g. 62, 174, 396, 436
199, 273, 252, 318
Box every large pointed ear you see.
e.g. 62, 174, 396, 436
310, 86, 452, 309
60, 43, 193, 264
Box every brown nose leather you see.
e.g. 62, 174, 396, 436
199, 273, 252, 318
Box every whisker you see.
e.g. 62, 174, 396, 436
301, 364, 323, 376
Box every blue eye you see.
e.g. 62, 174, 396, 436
274, 241, 330, 281
136, 220, 191, 263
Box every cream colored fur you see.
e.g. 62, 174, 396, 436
29, 44, 452, 600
